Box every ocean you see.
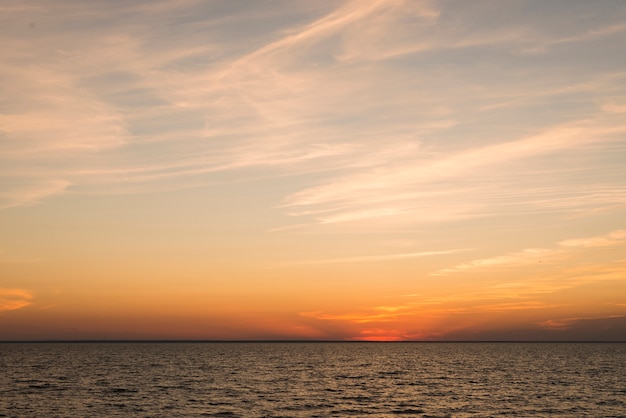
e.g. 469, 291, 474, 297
1, 342, 624, 417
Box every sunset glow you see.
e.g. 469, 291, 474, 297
1, 0, 626, 341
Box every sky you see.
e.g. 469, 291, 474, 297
1, 0, 626, 341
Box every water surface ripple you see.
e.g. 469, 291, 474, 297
1, 342, 625, 417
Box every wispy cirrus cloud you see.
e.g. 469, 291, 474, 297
3, 1, 626, 343
2, 0, 626, 231
526, 22, 626, 53
3, 1, 440, 202
282, 115, 626, 227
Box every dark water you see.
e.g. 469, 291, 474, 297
1, 342, 625, 417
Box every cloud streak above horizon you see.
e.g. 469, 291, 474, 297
281, 248, 471, 266
0, 288, 33, 312
431, 229, 626, 276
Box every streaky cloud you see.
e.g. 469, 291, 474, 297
0, 288, 33, 312
282, 248, 471, 266
432, 229, 626, 276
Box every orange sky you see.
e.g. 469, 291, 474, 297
1, 0, 626, 341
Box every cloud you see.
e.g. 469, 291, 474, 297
2, 0, 626, 228
0, 288, 33, 312
300, 310, 401, 324
432, 229, 626, 275
282, 116, 626, 227
4, 1, 441, 205
298, 253, 626, 340
283, 248, 471, 266
299, 299, 559, 340
559, 229, 626, 248
432, 248, 561, 276
536, 314, 626, 335
441, 315, 626, 341
347, 328, 408, 341
530, 22, 626, 52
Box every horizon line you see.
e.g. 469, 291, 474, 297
2, 339, 625, 343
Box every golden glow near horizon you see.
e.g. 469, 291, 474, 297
1, 0, 626, 341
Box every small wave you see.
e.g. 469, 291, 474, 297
336, 374, 367, 379
106, 387, 138, 394
390, 408, 425, 415
280, 402, 334, 411
340, 395, 373, 402
28, 383, 52, 389
378, 370, 404, 376
334, 408, 375, 415
596, 399, 625, 406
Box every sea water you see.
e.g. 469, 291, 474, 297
1, 342, 624, 417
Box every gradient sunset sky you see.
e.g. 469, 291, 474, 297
2, 0, 626, 341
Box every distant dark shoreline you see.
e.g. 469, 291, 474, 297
2, 340, 624, 343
